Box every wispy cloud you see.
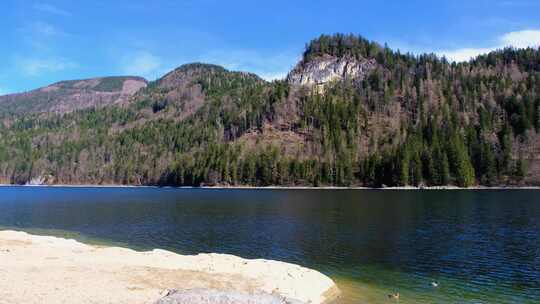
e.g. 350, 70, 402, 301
438, 29, 540, 61
197, 49, 298, 81
120, 51, 164, 80
18, 21, 70, 52
32, 3, 72, 16
498, 0, 540, 7
500, 30, 540, 48
26, 21, 66, 38
16, 57, 78, 76
438, 47, 495, 62
117, 48, 296, 81
257, 71, 289, 81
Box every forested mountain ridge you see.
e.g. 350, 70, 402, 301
1, 34, 540, 187
0, 76, 147, 120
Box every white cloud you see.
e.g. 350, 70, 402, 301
500, 30, 540, 48
32, 3, 72, 16
120, 51, 163, 80
16, 57, 78, 76
258, 72, 288, 81
438, 29, 540, 62
438, 47, 494, 62
197, 49, 297, 81
28, 21, 65, 37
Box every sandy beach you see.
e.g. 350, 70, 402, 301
0, 230, 339, 304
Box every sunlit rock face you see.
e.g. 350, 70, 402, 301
287, 54, 376, 87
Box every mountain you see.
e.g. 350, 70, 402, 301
1, 34, 539, 187
0, 76, 147, 119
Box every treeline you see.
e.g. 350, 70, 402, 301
297, 34, 539, 186
0, 35, 539, 187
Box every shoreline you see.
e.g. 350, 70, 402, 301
0, 230, 339, 304
2, 183, 540, 190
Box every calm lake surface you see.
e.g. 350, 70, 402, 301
0, 187, 538, 303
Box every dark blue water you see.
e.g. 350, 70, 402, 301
0, 187, 538, 303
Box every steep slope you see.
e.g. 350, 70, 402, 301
1, 34, 539, 187
138, 63, 266, 123
287, 54, 377, 87
0, 76, 147, 119
0, 64, 274, 185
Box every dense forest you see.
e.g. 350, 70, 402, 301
1, 34, 539, 187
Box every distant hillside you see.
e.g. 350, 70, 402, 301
0, 76, 147, 119
1, 34, 539, 187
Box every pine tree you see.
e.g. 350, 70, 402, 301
411, 152, 423, 186
498, 123, 513, 174
449, 133, 476, 187
398, 148, 410, 186
440, 152, 450, 185
482, 143, 498, 186
514, 157, 527, 182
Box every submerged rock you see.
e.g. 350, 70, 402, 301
155, 289, 304, 304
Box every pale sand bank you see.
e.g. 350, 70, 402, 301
0, 231, 339, 304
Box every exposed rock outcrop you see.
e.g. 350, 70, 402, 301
25, 175, 55, 186
287, 54, 376, 87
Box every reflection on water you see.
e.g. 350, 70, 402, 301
0, 187, 539, 303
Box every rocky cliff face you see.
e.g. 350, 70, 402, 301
287, 54, 376, 87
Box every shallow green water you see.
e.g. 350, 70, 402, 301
0, 187, 538, 303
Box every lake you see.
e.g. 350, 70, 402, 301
0, 187, 538, 303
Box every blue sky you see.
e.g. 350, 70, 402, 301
1, 0, 540, 94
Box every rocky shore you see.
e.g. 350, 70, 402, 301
0, 231, 339, 304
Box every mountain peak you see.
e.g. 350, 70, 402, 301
286, 34, 383, 87
287, 54, 377, 87
155, 63, 264, 90
302, 34, 383, 63
0, 76, 147, 118
50, 76, 147, 92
